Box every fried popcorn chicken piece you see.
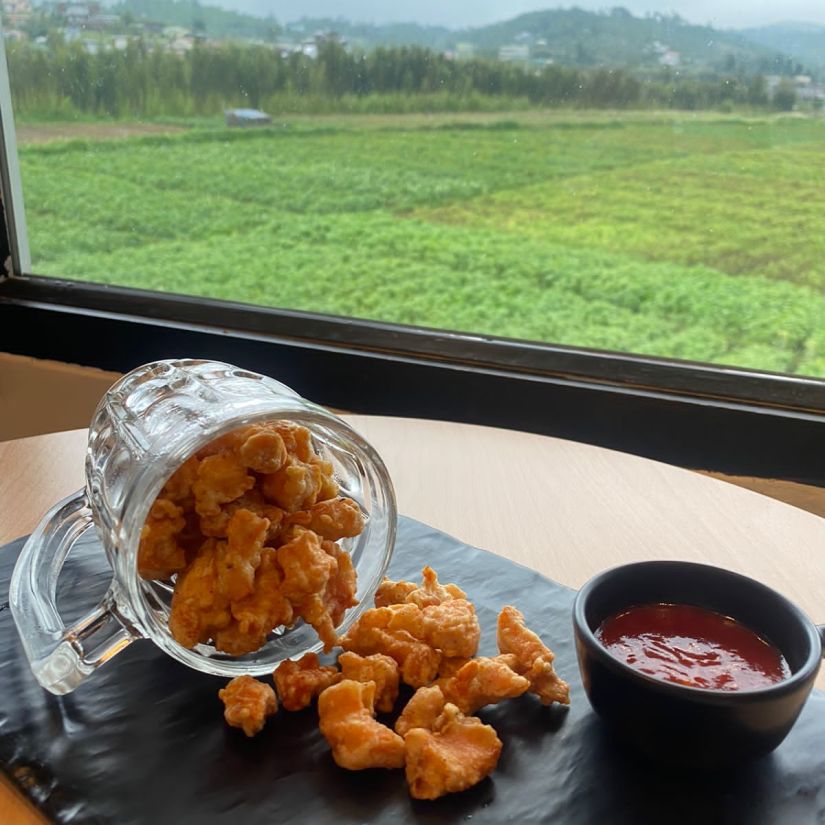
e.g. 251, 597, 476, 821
406, 566, 467, 609
137, 497, 187, 580
286, 497, 365, 541
318, 680, 406, 770
322, 540, 359, 627
239, 429, 288, 474
169, 541, 231, 648
272, 421, 315, 463
338, 652, 400, 714
404, 703, 502, 800
277, 527, 339, 650
374, 577, 418, 608
146, 421, 364, 659
261, 460, 325, 513
312, 457, 340, 502
374, 567, 466, 610
273, 652, 340, 711
199, 489, 284, 541
193, 452, 255, 518
440, 657, 530, 715
215, 549, 294, 655
421, 599, 481, 659
161, 455, 200, 505
497, 605, 570, 706
218, 675, 277, 737
395, 685, 447, 737
289, 540, 358, 653
299, 595, 341, 654
214, 508, 270, 602
338, 605, 441, 688
277, 527, 336, 603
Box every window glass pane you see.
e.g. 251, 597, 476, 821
4, 2, 825, 377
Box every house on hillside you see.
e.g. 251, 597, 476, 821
498, 44, 529, 63
55, 1, 101, 27
659, 50, 680, 67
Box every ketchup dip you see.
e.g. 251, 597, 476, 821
596, 603, 791, 691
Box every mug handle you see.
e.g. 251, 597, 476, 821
10, 489, 138, 695
819, 626, 825, 659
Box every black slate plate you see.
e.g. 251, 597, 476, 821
2, 516, 825, 824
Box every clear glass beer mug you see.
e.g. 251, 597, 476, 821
10, 359, 396, 695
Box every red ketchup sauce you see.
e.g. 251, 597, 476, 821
596, 603, 790, 691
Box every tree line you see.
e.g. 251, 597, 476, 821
6, 38, 797, 119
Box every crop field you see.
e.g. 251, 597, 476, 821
18, 112, 825, 377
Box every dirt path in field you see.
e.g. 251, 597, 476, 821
16, 122, 185, 145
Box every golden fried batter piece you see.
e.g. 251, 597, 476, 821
395, 685, 447, 737
169, 541, 230, 648
440, 656, 530, 714
338, 605, 441, 688
273, 652, 340, 711
193, 452, 255, 518
214, 508, 269, 602
278, 527, 336, 603
216, 549, 294, 655
286, 498, 365, 541
271, 421, 315, 463
161, 455, 200, 505
261, 460, 325, 513
421, 599, 481, 659
147, 420, 365, 659
276, 526, 339, 650
406, 566, 467, 609
497, 605, 570, 706
218, 675, 277, 737
374, 577, 417, 608
199, 489, 284, 541
312, 457, 340, 502
322, 540, 358, 627
238, 429, 288, 474
338, 652, 400, 714
374, 567, 466, 610
137, 497, 187, 580
404, 704, 502, 800
318, 680, 406, 770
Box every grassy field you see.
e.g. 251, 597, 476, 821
19, 111, 825, 377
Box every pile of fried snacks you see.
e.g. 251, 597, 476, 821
219, 566, 570, 800
138, 421, 364, 656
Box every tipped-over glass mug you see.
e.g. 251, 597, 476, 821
10, 359, 396, 695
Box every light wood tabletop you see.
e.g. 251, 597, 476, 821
2, 416, 824, 824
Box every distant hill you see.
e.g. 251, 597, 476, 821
738, 22, 825, 71
109, 0, 277, 41
284, 17, 454, 50
104, 1, 807, 76
290, 8, 799, 75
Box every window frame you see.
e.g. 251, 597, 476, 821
0, 56, 823, 484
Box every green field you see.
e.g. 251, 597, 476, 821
20, 111, 825, 377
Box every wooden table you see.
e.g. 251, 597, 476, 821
2, 416, 825, 824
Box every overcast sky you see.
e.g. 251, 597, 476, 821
232, 2, 825, 29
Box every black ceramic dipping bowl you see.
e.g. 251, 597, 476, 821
573, 561, 825, 769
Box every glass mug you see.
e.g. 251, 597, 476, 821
10, 359, 396, 695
